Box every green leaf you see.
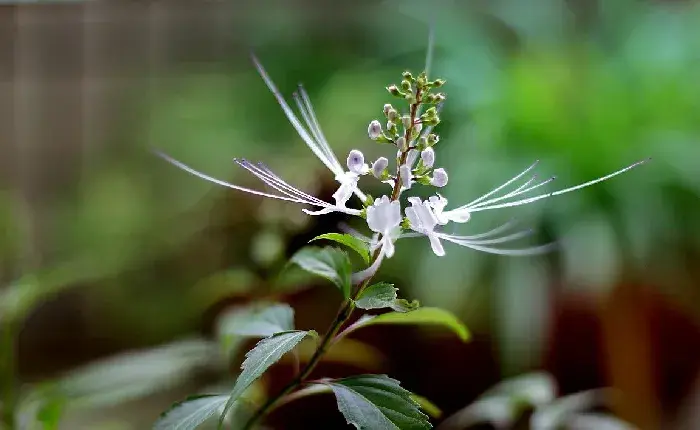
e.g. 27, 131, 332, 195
216, 303, 294, 338
355, 283, 419, 313
344, 307, 470, 342
290, 246, 352, 298
219, 330, 311, 427
322, 374, 431, 430
311, 233, 370, 264
154, 394, 228, 430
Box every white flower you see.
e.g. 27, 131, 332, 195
251, 54, 366, 202
405, 197, 445, 256
366, 196, 402, 258
368, 120, 382, 140
427, 195, 471, 224
352, 195, 402, 284
406, 196, 553, 257
431, 168, 448, 187
421, 147, 435, 168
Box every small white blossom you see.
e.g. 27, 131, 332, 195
366, 195, 402, 258
346, 149, 369, 175
372, 157, 389, 179
427, 195, 471, 224
421, 147, 435, 168
368, 120, 383, 140
406, 196, 552, 257
383, 104, 393, 116
405, 197, 444, 256
414, 122, 423, 134
402, 115, 412, 129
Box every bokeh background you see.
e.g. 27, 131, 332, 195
1, 0, 700, 428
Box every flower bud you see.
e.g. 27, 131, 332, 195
434, 93, 446, 103
383, 104, 393, 117
427, 133, 439, 146
424, 93, 437, 104
402, 115, 412, 129
430, 168, 448, 187
421, 147, 435, 168
414, 121, 423, 134
387, 108, 398, 122
400, 164, 412, 190
401, 79, 412, 92
347, 149, 367, 174
368, 120, 382, 140
395, 136, 406, 150
402, 71, 414, 81
431, 78, 446, 88
387, 85, 402, 97
371, 157, 389, 179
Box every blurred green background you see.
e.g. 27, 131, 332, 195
2, 0, 700, 428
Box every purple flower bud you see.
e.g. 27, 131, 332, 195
368, 120, 382, 140
431, 168, 448, 187
372, 157, 389, 179
421, 147, 435, 168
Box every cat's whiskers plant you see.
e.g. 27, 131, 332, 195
153, 52, 647, 430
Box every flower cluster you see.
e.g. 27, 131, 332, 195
154, 54, 647, 280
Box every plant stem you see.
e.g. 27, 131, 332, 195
242, 82, 423, 430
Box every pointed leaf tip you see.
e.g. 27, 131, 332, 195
311, 233, 371, 265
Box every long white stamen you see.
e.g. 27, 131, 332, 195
469, 159, 650, 213
250, 53, 343, 176
458, 160, 540, 209
469, 175, 557, 209
296, 85, 342, 172
154, 150, 310, 204
439, 236, 557, 256
239, 160, 329, 206
439, 229, 534, 246
447, 219, 520, 241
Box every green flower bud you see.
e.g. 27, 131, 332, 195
400, 79, 412, 92
402, 71, 414, 81
431, 78, 446, 88
387, 85, 402, 97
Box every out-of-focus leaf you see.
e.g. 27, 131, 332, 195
342, 307, 469, 341
220, 330, 313, 427
322, 374, 431, 430
216, 303, 294, 339
565, 413, 637, 430
154, 395, 227, 430
289, 247, 352, 298
311, 233, 370, 264
530, 389, 613, 430
52, 339, 219, 409
438, 372, 556, 430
